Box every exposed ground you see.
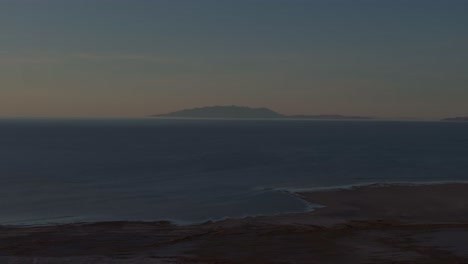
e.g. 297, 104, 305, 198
2, 183, 468, 264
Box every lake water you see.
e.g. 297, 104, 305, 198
1, 118, 468, 225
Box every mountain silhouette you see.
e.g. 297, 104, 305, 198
153, 106, 374, 120
153, 106, 283, 119
442, 116, 468, 121
288, 114, 372, 120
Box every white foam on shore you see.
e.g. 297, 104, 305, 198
173, 190, 322, 226
6, 181, 468, 227
266, 180, 468, 194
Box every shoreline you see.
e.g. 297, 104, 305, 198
278, 179, 468, 193
6, 181, 468, 228
2, 182, 468, 263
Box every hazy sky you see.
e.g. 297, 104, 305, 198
1, 0, 467, 118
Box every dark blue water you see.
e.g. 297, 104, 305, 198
1, 118, 468, 225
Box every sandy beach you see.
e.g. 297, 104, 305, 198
2, 183, 468, 264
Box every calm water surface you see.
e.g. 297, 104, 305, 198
1, 118, 468, 225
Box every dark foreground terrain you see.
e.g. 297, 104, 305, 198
2, 183, 468, 264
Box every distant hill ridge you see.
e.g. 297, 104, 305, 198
153, 106, 282, 119
153, 106, 373, 119
442, 116, 468, 121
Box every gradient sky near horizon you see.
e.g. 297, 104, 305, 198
1, 0, 467, 118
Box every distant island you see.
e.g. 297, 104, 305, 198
288, 114, 373, 120
153, 106, 373, 120
442, 117, 468, 121
153, 106, 282, 119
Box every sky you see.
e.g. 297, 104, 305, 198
1, 0, 467, 119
